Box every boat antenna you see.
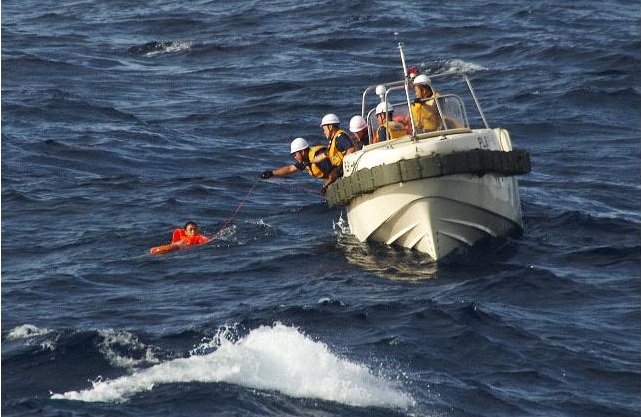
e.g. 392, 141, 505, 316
398, 42, 417, 138
397, 41, 409, 77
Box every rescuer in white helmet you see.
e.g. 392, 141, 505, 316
409, 74, 442, 133
318, 113, 356, 167
258, 137, 337, 193
373, 102, 407, 143
412, 74, 434, 97
349, 115, 369, 148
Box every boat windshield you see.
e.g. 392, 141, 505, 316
361, 72, 490, 139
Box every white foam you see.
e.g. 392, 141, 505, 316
442, 59, 487, 74
332, 212, 350, 235
6, 324, 52, 340
51, 323, 415, 409
145, 41, 193, 57
97, 329, 160, 368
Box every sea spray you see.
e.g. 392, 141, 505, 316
6, 324, 58, 351
6, 324, 52, 340
97, 329, 161, 368
52, 323, 415, 409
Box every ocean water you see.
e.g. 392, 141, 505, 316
2, 1, 640, 416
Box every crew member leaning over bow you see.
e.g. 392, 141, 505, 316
259, 137, 338, 195
300, 113, 357, 193
315, 113, 356, 167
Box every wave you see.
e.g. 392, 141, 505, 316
127, 41, 194, 58
3, 54, 92, 75
6, 324, 53, 340
51, 323, 415, 409
4, 325, 162, 368
439, 59, 487, 74
96, 329, 162, 368
3, 87, 140, 125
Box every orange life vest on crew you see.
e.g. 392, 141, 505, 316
305, 145, 330, 179
327, 129, 352, 167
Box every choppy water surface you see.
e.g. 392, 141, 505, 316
2, 1, 639, 416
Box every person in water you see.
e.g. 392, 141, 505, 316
172, 221, 211, 246
150, 221, 211, 255
259, 137, 338, 194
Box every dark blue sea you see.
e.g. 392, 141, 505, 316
2, 1, 640, 416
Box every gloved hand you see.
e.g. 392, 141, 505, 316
259, 170, 273, 179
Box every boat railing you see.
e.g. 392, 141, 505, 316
426, 72, 490, 129
358, 127, 475, 152
435, 94, 469, 130
364, 84, 411, 141
360, 80, 405, 118
363, 89, 473, 141
360, 71, 491, 142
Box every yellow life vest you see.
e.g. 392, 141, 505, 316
305, 145, 329, 179
327, 129, 351, 167
411, 93, 442, 133
375, 120, 407, 142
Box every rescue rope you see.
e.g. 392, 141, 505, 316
211, 178, 260, 239
272, 181, 319, 196
209, 177, 323, 241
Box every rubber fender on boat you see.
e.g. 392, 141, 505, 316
399, 158, 422, 182
419, 154, 444, 177
325, 148, 531, 207
354, 168, 376, 193
372, 163, 402, 188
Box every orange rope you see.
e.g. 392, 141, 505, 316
211, 179, 260, 240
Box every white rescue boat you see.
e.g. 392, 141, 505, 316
325, 44, 531, 261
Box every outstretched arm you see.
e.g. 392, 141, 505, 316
273, 165, 298, 176
259, 164, 298, 179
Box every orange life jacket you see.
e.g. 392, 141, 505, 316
305, 145, 330, 179
171, 228, 211, 245
150, 229, 211, 255
374, 120, 407, 143
172, 228, 186, 243
327, 129, 352, 167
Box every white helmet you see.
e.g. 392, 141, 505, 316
375, 102, 393, 115
320, 113, 340, 126
413, 74, 432, 86
349, 115, 367, 133
290, 137, 309, 154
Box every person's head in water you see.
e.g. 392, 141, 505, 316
184, 221, 200, 236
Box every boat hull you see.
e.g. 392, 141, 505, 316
345, 170, 523, 261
